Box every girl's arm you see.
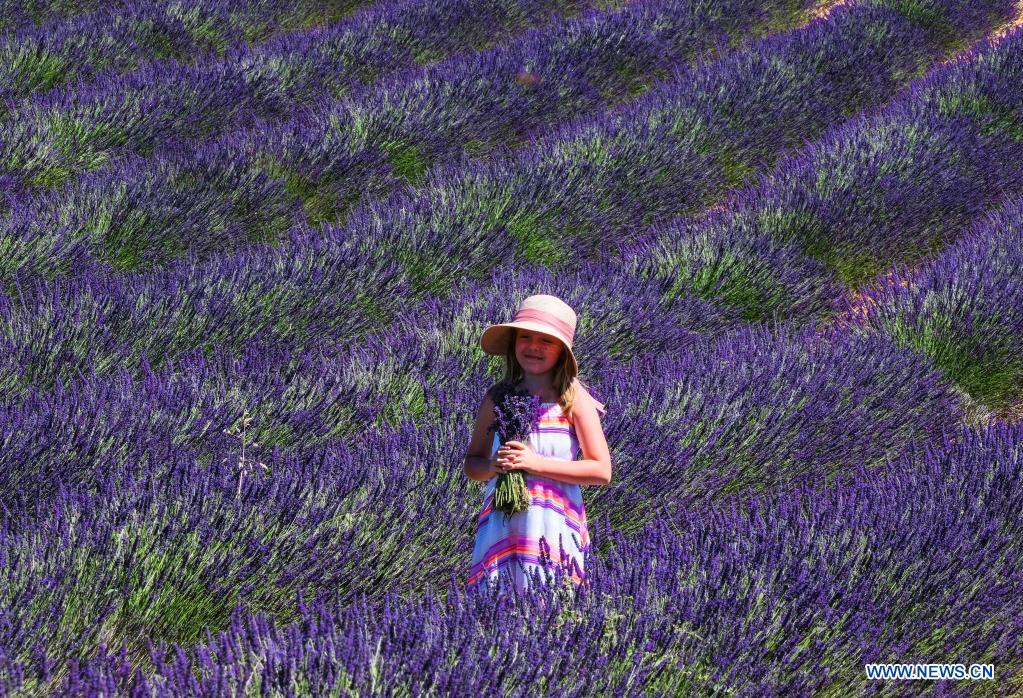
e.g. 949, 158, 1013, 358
529, 453, 610, 486
463, 391, 501, 482
503, 390, 612, 486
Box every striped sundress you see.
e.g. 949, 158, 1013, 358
467, 401, 590, 595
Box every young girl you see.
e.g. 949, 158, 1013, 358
463, 294, 612, 595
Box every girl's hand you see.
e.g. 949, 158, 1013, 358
495, 441, 541, 475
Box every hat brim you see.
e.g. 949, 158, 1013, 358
480, 322, 578, 376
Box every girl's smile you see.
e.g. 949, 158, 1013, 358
515, 330, 562, 375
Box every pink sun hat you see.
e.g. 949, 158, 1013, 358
480, 294, 606, 414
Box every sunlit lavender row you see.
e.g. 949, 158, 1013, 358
0, 0, 370, 107
337, 0, 1014, 296
849, 194, 1023, 416
0, 0, 814, 285
7, 0, 972, 303
3, 410, 1020, 694
627, 23, 1023, 327
0, 0, 597, 191
0, 3, 1008, 338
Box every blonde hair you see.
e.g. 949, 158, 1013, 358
494, 328, 580, 418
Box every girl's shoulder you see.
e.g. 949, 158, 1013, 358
488, 378, 535, 401
485, 379, 514, 401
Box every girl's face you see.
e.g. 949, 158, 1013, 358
514, 329, 563, 376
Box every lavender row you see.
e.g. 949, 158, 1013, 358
0, 231, 409, 399
232, 0, 818, 206
0, 0, 112, 35
0, 0, 599, 191
3, 0, 991, 302
626, 24, 1023, 329
0, 264, 964, 542
330, 0, 1015, 300
848, 195, 1023, 416
3, 416, 1020, 694
3, 0, 1006, 295
0, 0, 371, 107
0, 0, 816, 282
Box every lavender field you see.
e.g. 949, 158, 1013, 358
2, 0, 1023, 694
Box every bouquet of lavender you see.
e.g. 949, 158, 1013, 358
488, 381, 542, 519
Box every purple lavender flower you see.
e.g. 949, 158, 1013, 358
487, 380, 542, 517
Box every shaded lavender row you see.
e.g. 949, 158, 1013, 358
585, 324, 964, 531
0, 0, 372, 107
848, 194, 1023, 415
0, 0, 815, 283
330, 0, 1014, 299
3, 417, 1020, 694
0, 0, 598, 190
626, 23, 1023, 326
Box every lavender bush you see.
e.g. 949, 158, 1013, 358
628, 23, 1023, 324
0, 0, 370, 107
0, 0, 112, 34
847, 195, 1023, 416
487, 381, 542, 517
